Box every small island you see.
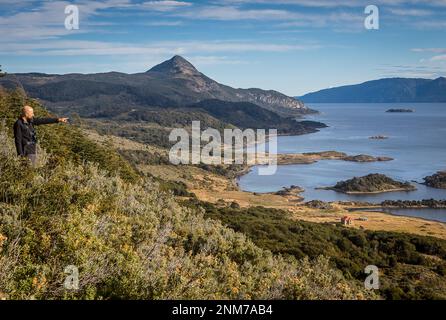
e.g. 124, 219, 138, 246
262, 151, 394, 165
274, 185, 304, 196
423, 171, 446, 189
272, 185, 304, 202
343, 154, 393, 162
386, 108, 414, 113
320, 173, 416, 194
369, 135, 389, 140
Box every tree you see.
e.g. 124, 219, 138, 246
0, 65, 5, 77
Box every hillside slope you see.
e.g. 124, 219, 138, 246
187, 99, 326, 135
0, 56, 311, 118
0, 90, 366, 300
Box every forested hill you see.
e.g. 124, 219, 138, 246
0, 56, 323, 138
0, 55, 311, 118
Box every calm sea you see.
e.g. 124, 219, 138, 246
239, 103, 446, 205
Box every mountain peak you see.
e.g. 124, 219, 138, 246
148, 55, 200, 76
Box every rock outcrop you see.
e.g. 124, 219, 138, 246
424, 171, 446, 189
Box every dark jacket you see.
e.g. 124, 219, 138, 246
13, 117, 59, 156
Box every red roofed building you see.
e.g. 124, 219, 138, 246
341, 216, 354, 225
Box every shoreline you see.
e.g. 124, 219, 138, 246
118, 105, 446, 238
348, 208, 446, 225
251, 151, 394, 166
183, 103, 446, 239
233, 150, 396, 193
317, 186, 416, 195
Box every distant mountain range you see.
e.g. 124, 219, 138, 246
299, 77, 446, 103
0, 55, 310, 117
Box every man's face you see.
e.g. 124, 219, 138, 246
23, 106, 34, 120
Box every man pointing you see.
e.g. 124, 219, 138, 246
13, 105, 68, 166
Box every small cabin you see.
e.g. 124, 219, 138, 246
341, 216, 354, 225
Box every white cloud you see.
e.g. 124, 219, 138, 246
0, 39, 321, 57
141, 1, 192, 12
214, 0, 446, 8
411, 48, 446, 63
413, 20, 446, 29
388, 8, 434, 16
202, 0, 446, 31
144, 20, 184, 26
412, 48, 446, 53
1, 0, 445, 45
212, 0, 363, 8
378, 60, 446, 79
431, 55, 446, 61
0, 0, 192, 43
174, 5, 296, 20
277, 11, 362, 28
173, 3, 364, 33
0, 0, 132, 40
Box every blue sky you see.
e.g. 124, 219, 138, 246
0, 0, 445, 96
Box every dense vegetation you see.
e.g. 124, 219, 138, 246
87, 106, 234, 149
183, 200, 446, 300
82, 98, 326, 149
118, 149, 170, 166
0, 90, 138, 182
0, 90, 368, 300
115, 108, 233, 131
186, 99, 326, 135
381, 199, 446, 208
2, 89, 445, 300
84, 119, 175, 148
330, 174, 415, 193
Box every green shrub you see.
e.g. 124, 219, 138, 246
0, 90, 370, 300
183, 199, 446, 300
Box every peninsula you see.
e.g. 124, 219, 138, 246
320, 173, 417, 194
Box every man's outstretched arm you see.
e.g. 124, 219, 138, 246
33, 117, 69, 125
